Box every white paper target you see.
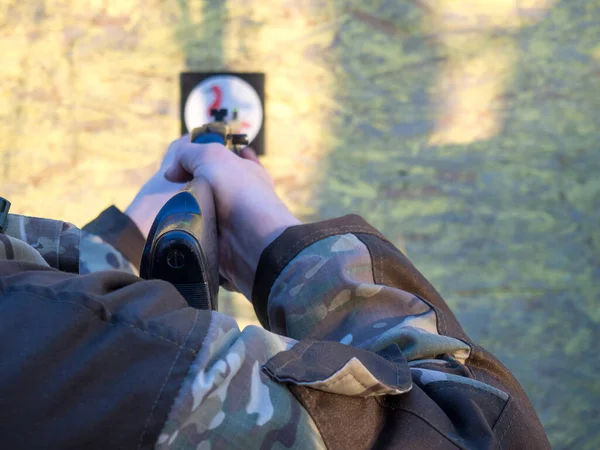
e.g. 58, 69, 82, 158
184, 75, 264, 143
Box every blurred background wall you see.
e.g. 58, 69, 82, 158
1, 0, 598, 447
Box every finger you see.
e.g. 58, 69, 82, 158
164, 142, 229, 182
164, 160, 194, 182
160, 135, 189, 170
163, 140, 198, 182
240, 147, 261, 165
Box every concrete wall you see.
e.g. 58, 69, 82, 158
1, 0, 598, 447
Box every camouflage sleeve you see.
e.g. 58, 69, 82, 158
157, 226, 473, 448
157, 313, 327, 449
80, 205, 147, 275
79, 230, 138, 276
247, 215, 550, 449
82, 206, 146, 273
263, 232, 472, 361
3, 213, 80, 272
1, 211, 138, 275
0, 233, 51, 267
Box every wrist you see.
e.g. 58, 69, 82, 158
226, 211, 301, 300
124, 200, 152, 239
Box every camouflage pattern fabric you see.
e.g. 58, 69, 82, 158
411, 367, 509, 402
157, 315, 327, 449
158, 233, 501, 448
79, 230, 138, 276
1, 213, 137, 276
262, 339, 413, 397
2, 213, 80, 272
0, 233, 50, 267
0, 215, 515, 447
267, 234, 471, 361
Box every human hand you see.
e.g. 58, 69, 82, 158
124, 140, 187, 239
163, 137, 301, 300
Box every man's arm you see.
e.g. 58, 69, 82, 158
249, 215, 551, 449
159, 138, 551, 449
0, 211, 550, 449
80, 205, 144, 275
0, 209, 138, 275
155, 214, 550, 450
0, 228, 327, 450
0, 134, 550, 449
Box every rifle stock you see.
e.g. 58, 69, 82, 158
139, 108, 247, 311
139, 181, 219, 310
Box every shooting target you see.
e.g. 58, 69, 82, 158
181, 73, 266, 154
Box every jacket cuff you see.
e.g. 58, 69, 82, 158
251, 214, 387, 329
82, 206, 145, 271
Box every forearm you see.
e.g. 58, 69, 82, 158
265, 232, 470, 360
157, 313, 326, 449
79, 230, 138, 275
0, 250, 326, 449
81, 205, 146, 275
2, 213, 80, 272
251, 214, 551, 449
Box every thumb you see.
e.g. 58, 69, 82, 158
163, 141, 207, 182
160, 135, 189, 171
164, 159, 194, 182
164, 141, 234, 182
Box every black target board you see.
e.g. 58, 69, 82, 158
180, 72, 266, 155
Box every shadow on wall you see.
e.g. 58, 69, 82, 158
312, 1, 598, 449
175, 0, 226, 69
167, 0, 599, 448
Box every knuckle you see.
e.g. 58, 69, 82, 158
203, 143, 226, 158
189, 152, 206, 173
187, 143, 227, 170
176, 141, 239, 176
175, 143, 188, 162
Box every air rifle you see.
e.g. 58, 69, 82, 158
139, 108, 249, 311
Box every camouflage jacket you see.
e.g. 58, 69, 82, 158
0, 206, 550, 449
